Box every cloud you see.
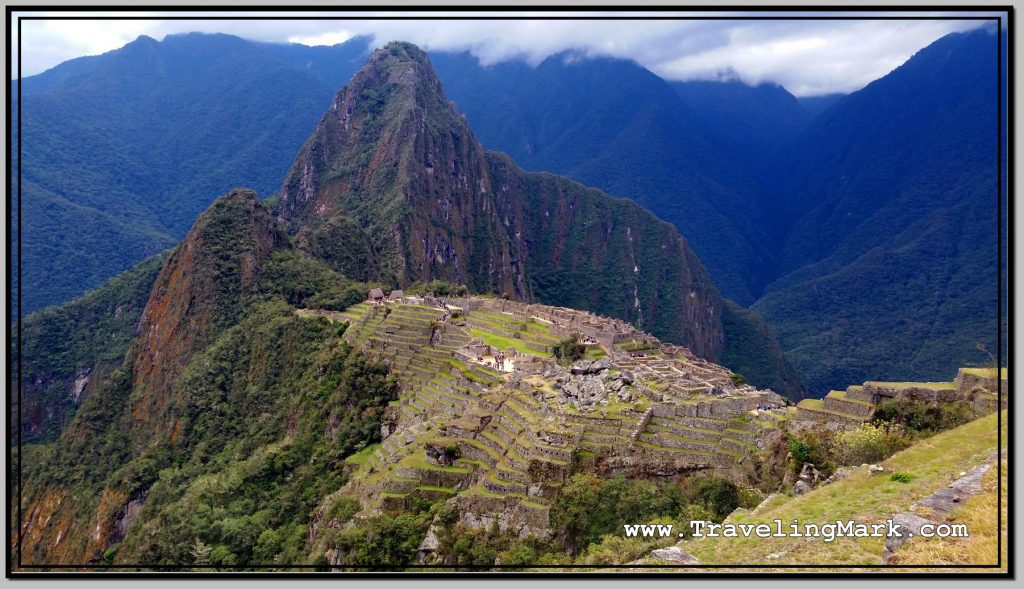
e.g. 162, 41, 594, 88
11, 10, 1001, 96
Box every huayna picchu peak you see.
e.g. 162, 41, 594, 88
275, 41, 798, 386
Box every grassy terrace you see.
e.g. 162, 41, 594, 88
617, 339, 658, 352
455, 458, 490, 470
681, 411, 1007, 567
866, 381, 957, 390
960, 367, 1008, 378
416, 485, 457, 495
634, 439, 716, 457
295, 308, 348, 323
797, 398, 866, 421
343, 443, 381, 468
470, 328, 552, 357
826, 390, 873, 405
463, 485, 551, 509
398, 451, 473, 473
445, 358, 500, 385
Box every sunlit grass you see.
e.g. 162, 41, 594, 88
684, 411, 1006, 568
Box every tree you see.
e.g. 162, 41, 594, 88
190, 539, 213, 566
551, 334, 586, 365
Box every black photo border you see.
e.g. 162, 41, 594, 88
4, 3, 1015, 578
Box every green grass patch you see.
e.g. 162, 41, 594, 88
686, 411, 1007, 566
343, 443, 380, 466
867, 381, 957, 390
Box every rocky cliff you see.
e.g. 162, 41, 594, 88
129, 189, 283, 440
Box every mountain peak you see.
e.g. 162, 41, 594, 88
377, 40, 431, 62
129, 189, 282, 437
275, 41, 730, 361
277, 40, 477, 231
346, 40, 448, 107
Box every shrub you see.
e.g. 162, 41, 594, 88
551, 334, 586, 365
326, 496, 360, 522
330, 512, 432, 567
500, 546, 537, 567
831, 423, 909, 466
738, 487, 764, 509
872, 398, 974, 436
890, 472, 913, 483
786, 431, 834, 475
689, 477, 739, 520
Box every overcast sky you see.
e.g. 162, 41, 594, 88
11, 10, 1001, 96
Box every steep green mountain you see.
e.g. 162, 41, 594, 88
16, 30, 1004, 403
277, 42, 728, 359
15, 33, 351, 313
15, 33, 799, 386
429, 52, 779, 305
14, 189, 993, 570
668, 80, 810, 183
275, 42, 799, 394
17, 252, 167, 444
18, 188, 391, 566
754, 29, 1005, 392
719, 300, 805, 396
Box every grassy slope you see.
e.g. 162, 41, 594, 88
681, 411, 1007, 568
469, 328, 552, 358
889, 458, 1007, 570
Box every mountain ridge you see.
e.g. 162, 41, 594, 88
754, 28, 1004, 391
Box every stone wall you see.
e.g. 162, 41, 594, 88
454, 494, 551, 539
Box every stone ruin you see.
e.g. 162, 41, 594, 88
795, 367, 1008, 427
309, 296, 787, 541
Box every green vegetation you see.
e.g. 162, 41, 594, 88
260, 250, 371, 311
785, 397, 980, 479
434, 522, 560, 568
326, 508, 435, 568
344, 444, 381, 467
550, 473, 751, 555
470, 328, 551, 357
110, 303, 398, 566
889, 459, 1006, 570
18, 35, 1005, 572
18, 33, 349, 313
18, 252, 167, 443
413, 472, 759, 568
753, 31, 1003, 395
890, 472, 913, 483
720, 300, 804, 399
872, 398, 975, 436
551, 335, 586, 365
831, 423, 910, 466
405, 280, 469, 298
684, 411, 1006, 566
16, 191, 405, 566
960, 367, 1007, 378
